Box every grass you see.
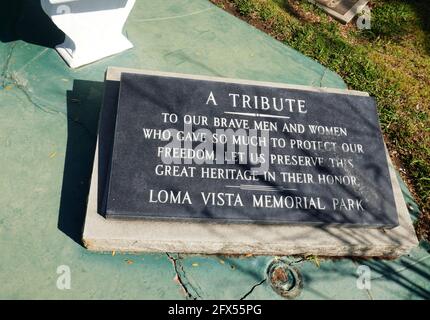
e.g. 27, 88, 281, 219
211, 0, 430, 240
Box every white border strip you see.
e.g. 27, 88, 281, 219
106, 66, 369, 97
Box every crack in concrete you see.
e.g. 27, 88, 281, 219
1, 43, 17, 87
133, 7, 214, 22
365, 287, 374, 300
15, 48, 49, 74
1, 42, 62, 114
289, 258, 306, 265
240, 278, 266, 300
166, 253, 201, 300
317, 67, 328, 88
8, 76, 58, 115
0, 44, 95, 139
0, 43, 91, 132
6, 74, 94, 138
166, 253, 193, 299
1, 43, 57, 115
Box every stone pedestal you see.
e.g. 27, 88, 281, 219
82, 67, 419, 258
41, 0, 135, 68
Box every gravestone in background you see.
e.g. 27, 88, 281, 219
311, 0, 369, 23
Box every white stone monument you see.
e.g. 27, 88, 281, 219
41, 0, 135, 68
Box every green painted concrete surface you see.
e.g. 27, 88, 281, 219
0, 0, 429, 299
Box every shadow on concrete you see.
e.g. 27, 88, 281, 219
0, 0, 64, 47
58, 80, 104, 246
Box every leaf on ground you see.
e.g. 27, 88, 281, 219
306, 255, 321, 268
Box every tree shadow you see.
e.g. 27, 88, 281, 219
0, 0, 64, 47
409, 0, 430, 54
280, 0, 430, 54
358, 0, 429, 48
57, 79, 104, 246
280, 0, 314, 22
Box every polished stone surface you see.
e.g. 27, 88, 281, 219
105, 71, 397, 227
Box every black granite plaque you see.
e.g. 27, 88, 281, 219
104, 72, 399, 228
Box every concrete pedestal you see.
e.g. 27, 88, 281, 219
82, 67, 419, 258
41, 0, 135, 68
